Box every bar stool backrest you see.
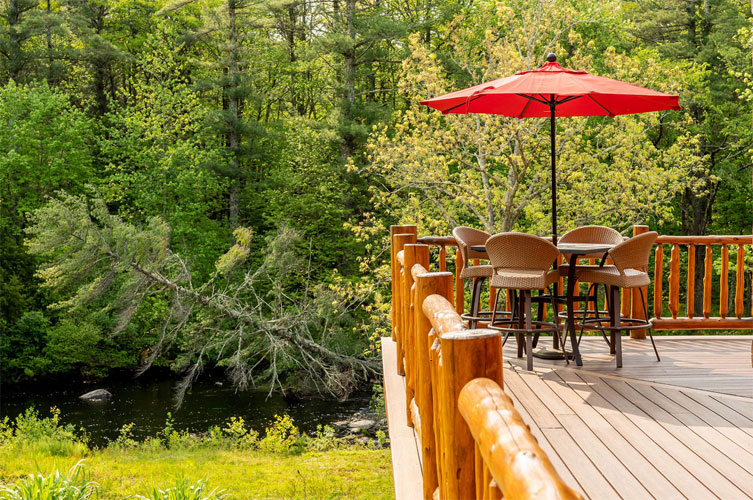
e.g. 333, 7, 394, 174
486, 232, 559, 272
559, 225, 624, 260
608, 231, 659, 274
453, 226, 490, 265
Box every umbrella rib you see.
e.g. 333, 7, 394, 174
555, 95, 583, 106
586, 93, 614, 117
518, 98, 532, 118
518, 93, 549, 106
443, 94, 484, 113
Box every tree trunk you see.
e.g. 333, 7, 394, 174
7, 0, 25, 81
227, 0, 241, 228
339, 0, 356, 162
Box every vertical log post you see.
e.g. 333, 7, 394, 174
393, 232, 416, 376
630, 225, 649, 338
422, 293, 503, 500
720, 244, 729, 319
414, 271, 453, 500
429, 333, 442, 498
390, 225, 417, 341
669, 244, 680, 319
438, 329, 503, 500
403, 244, 429, 426
439, 244, 447, 272
687, 244, 696, 319
736, 244, 745, 319
703, 245, 713, 319
653, 245, 664, 320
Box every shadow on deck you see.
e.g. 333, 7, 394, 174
383, 335, 753, 500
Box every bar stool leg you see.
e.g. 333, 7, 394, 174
610, 286, 622, 368
469, 276, 485, 329
532, 297, 545, 348
516, 290, 524, 359
524, 290, 533, 371
607, 286, 616, 355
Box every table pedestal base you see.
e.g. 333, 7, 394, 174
532, 347, 572, 360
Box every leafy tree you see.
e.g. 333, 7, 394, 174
0, 81, 93, 227
0, 0, 40, 82
0, 81, 93, 344
26, 194, 378, 400
355, 0, 695, 241
98, 26, 227, 275
0, 311, 51, 380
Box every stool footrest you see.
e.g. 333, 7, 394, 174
578, 316, 650, 331
488, 319, 560, 335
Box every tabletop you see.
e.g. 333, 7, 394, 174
470, 242, 614, 255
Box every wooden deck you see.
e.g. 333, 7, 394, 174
384, 335, 753, 500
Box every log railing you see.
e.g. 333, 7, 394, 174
652, 235, 752, 330
390, 226, 582, 500
417, 227, 752, 333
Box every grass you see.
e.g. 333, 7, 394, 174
0, 446, 393, 499
0, 409, 394, 500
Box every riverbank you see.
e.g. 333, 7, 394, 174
1, 372, 373, 446
0, 408, 393, 499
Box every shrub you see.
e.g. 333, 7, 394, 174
305, 424, 339, 451
259, 414, 302, 454
113, 423, 137, 450
3, 408, 88, 457
135, 478, 226, 500
221, 417, 258, 449
0, 461, 98, 500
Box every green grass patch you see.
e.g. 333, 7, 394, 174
0, 409, 394, 500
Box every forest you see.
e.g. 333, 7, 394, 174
1, 0, 752, 399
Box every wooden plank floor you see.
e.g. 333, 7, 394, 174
382, 338, 423, 500
503, 335, 753, 499
384, 335, 753, 500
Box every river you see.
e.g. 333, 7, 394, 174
0, 372, 372, 446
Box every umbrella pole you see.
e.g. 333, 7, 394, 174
550, 102, 557, 245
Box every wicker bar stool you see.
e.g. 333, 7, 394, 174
453, 226, 495, 328
558, 225, 624, 276
556, 225, 624, 345
577, 231, 661, 368
486, 233, 564, 371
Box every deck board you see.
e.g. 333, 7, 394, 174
382, 338, 423, 500
384, 335, 753, 500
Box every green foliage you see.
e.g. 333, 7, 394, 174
258, 414, 302, 454
0, 81, 93, 225
369, 384, 386, 422
135, 479, 227, 500
0, 461, 98, 500
98, 25, 227, 277
0, 311, 51, 379
0, 407, 88, 457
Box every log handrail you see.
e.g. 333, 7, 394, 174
390, 224, 577, 499
459, 378, 584, 500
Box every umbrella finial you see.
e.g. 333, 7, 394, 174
546, 53, 557, 62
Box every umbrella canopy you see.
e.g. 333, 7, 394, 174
420, 54, 681, 242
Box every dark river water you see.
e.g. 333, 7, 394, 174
0, 373, 371, 447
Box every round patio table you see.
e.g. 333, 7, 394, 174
471, 242, 614, 366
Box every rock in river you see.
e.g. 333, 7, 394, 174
347, 419, 376, 431
79, 389, 112, 401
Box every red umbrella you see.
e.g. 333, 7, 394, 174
420, 54, 681, 243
